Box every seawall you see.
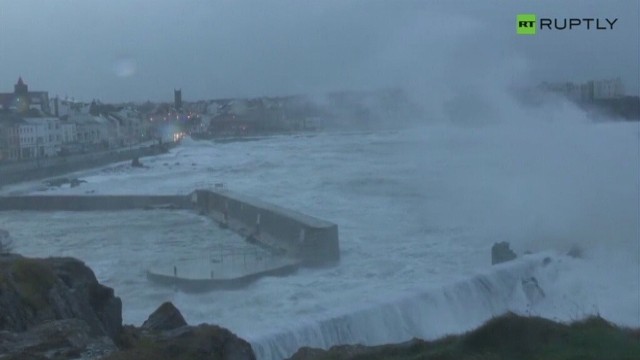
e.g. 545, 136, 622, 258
251, 254, 555, 360
0, 189, 340, 266
192, 189, 340, 265
0, 195, 190, 211
0, 144, 175, 187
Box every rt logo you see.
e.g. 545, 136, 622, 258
517, 14, 537, 35
517, 13, 618, 35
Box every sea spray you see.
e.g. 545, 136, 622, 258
249, 253, 556, 360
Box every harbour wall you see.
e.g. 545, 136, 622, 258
192, 189, 340, 266
0, 189, 340, 266
0, 144, 173, 187
0, 195, 190, 211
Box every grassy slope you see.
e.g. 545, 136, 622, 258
290, 313, 640, 360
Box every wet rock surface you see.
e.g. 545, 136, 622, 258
491, 241, 517, 265
44, 178, 87, 188
140, 302, 187, 332
0, 254, 256, 359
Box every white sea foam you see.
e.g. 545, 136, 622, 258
2, 118, 637, 360
249, 253, 555, 359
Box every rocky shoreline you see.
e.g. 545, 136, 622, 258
0, 253, 254, 360
2, 251, 638, 360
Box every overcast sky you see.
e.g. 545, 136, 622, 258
0, 0, 637, 102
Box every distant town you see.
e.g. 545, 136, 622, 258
0, 76, 637, 164
528, 77, 639, 119
0, 77, 417, 163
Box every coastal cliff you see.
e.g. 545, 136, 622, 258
2, 252, 639, 360
288, 314, 640, 360
0, 253, 255, 360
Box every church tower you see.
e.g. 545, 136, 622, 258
13, 77, 30, 112
174, 89, 182, 111
14, 77, 28, 95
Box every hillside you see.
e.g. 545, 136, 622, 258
289, 313, 640, 360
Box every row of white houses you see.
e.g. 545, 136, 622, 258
0, 109, 150, 162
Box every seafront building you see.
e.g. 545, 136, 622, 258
540, 77, 625, 102
0, 77, 50, 114
0, 77, 149, 162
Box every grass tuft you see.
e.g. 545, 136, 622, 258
11, 258, 57, 310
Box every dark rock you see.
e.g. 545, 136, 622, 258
567, 245, 583, 259
142, 302, 187, 332
491, 242, 517, 265
0, 255, 122, 340
0, 254, 256, 360
131, 157, 143, 168
110, 321, 256, 360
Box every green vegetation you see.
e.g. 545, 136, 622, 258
0, 229, 12, 254
107, 325, 233, 360
294, 313, 640, 360
11, 258, 57, 310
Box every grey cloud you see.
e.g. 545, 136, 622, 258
0, 0, 637, 102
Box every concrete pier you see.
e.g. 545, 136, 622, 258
0, 188, 340, 290
146, 254, 301, 292
191, 189, 340, 266
0, 195, 190, 211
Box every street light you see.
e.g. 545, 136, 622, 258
36, 137, 43, 168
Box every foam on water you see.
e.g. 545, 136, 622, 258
248, 250, 637, 359
1, 120, 637, 360
249, 253, 555, 359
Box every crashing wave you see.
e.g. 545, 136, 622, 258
249, 253, 558, 360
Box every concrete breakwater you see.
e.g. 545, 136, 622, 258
0, 143, 175, 187
0, 195, 190, 211
192, 189, 340, 266
146, 257, 301, 292
0, 189, 340, 289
